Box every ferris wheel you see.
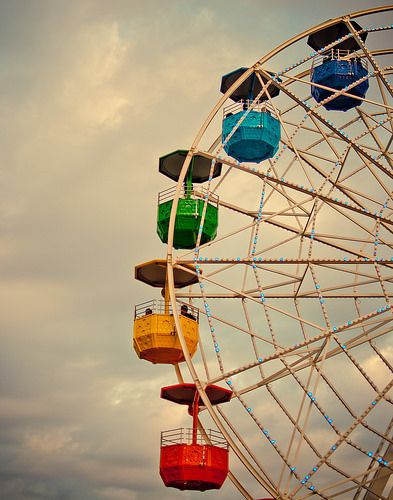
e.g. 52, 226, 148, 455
133, 6, 393, 499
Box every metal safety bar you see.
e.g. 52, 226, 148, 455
312, 49, 368, 70
223, 99, 277, 119
158, 185, 219, 206
134, 299, 172, 318
161, 427, 228, 448
134, 300, 199, 321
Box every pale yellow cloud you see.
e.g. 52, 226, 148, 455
0, 280, 72, 329
61, 22, 129, 131
24, 427, 83, 455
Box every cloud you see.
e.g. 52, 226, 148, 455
60, 22, 130, 131
0, 1, 392, 499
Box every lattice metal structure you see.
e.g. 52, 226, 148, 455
158, 6, 393, 499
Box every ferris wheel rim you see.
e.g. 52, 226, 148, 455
162, 7, 393, 499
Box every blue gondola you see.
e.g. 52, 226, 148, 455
222, 101, 280, 163
311, 52, 369, 111
307, 21, 369, 111
220, 68, 281, 163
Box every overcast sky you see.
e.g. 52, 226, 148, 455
0, 1, 391, 499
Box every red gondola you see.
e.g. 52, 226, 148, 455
159, 383, 232, 491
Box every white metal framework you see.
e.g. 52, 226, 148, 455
166, 7, 393, 499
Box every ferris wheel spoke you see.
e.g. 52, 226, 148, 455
195, 271, 326, 332
354, 152, 393, 199
320, 201, 393, 242
281, 343, 331, 490
370, 340, 393, 372
176, 217, 256, 261
241, 300, 321, 488
358, 161, 393, 204
299, 116, 359, 150
198, 149, 393, 223
313, 109, 366, 163
296, 271, 393, 298
307, 263, 392, 403
333, 181, 392, 212
226, 471, 254, 500
297, 460, 391, 499
216, 403, 281, 491
347, 19, 393, 99
356, 109, 393, 169
243, 309, 328, 495
237, 321, 392, 400
247, 264, 303, 283
262, 181, 312, 231
288, 377, 393, 497
181, 257, 393, 267
355, 419, 393, 499
210, 303, 392, 388
294, 147, 338, 164
383, 133, 393, 157
352, 105, 393, 146
375, 72, 393, 137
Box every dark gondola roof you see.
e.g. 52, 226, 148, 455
220, 67, 280, 102
159, 150, 222, 183
135, 259, 199, 288
307, 20, 367, 51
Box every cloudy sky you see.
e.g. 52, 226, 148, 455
0, 1, 391, 499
